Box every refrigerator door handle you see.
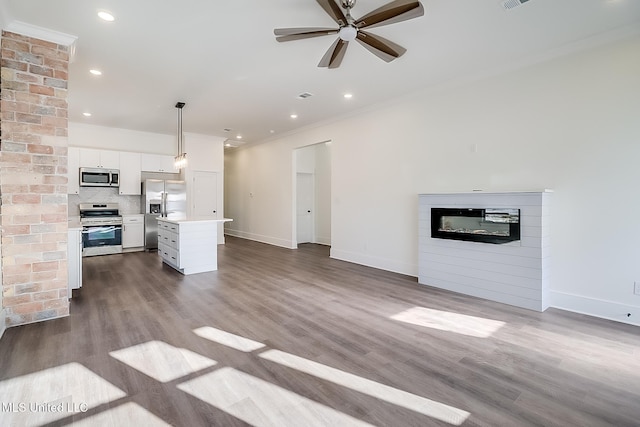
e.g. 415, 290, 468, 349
161, 192, 166, 217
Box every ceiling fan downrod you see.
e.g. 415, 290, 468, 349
341, 0, 357, 9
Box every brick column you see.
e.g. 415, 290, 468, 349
1, 31, 69, 327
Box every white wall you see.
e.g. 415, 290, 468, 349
69, 122, 175, 155
224, 35, 640, 325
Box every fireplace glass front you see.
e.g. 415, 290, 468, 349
431, 208, 520, 244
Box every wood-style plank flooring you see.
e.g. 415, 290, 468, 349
1, 236, 640, 426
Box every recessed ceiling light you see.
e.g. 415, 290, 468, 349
290, 114, 298, 119
236, 135, 242, 140
270, 130, 275, 134
225, 143, 232, 147
344, 93, 353, 99
97, 11, 115, 22
83, 112, 92, 117
89, 69, 102, 76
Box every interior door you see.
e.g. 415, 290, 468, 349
193, 171, 218, 218
296, 172, 314, 244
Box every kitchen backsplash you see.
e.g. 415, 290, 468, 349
69, 187, 141, 216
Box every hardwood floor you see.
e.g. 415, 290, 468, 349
1, 236, 639, 426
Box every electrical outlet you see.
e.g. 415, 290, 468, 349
635, 281, 640, 296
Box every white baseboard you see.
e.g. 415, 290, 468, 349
224, 229, 295, 249
314, 235, 331, 246
551, 291, 640, 327
330, 248, 417, 277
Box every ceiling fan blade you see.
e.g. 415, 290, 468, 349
354, 0, 424, 30
275, 27, 338, 42
318, 38, 349, 69
315, 0, 348, 26
355, 30, 406, 63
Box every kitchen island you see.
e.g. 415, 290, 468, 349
157, 217, 232, 275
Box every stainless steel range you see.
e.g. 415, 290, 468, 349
79, 203, 123, 256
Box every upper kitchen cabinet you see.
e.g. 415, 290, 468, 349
68, 147, 80, 194
79, 148, 120, 169
141, 153, 177, 173
119, 152, 142, 195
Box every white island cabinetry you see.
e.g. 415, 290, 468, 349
157, 218, 231, 275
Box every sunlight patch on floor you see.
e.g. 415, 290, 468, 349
0, 362, 126, 426
74, 402, 170, 426
177, 367, 374, 427
193, 326, 266, 352
390, 306, 505, 338
109, 340, 217, 383
259, 349, 470, 425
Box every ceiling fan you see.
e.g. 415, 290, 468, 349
274, 0, 425, 69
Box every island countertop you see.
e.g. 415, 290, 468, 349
156, 217, 232, 225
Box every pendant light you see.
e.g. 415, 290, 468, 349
174, 101, 187, 169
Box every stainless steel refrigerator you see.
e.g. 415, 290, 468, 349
142, 179, 186, 250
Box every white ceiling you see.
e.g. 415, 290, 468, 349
2, 0, 639, 146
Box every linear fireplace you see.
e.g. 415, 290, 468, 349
431, 208, 520, 244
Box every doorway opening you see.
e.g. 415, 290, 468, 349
293, 141, 331, 248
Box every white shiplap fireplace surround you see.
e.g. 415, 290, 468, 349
418, 191, 551, 312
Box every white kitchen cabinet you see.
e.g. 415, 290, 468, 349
119, 152, 142, 195
122, 215, 145, 250
141, 153, 177, 173
67, 147, 80, 194
67, 227, 83, 296
79, 148, 120, 169
157, 218, 230, 275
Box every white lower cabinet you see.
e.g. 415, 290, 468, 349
122, 215, 145, 250
68, 228, 83, 297
157, 218, 221, 275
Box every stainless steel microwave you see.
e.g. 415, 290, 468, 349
79, 167, 120, 187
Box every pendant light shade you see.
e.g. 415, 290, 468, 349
175, 102, 187, 169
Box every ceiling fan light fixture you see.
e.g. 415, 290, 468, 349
338, 26, 358, 41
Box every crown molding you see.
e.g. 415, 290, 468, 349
4, 20, 77, 62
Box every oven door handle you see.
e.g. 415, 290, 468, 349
82, 226, 121, 234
